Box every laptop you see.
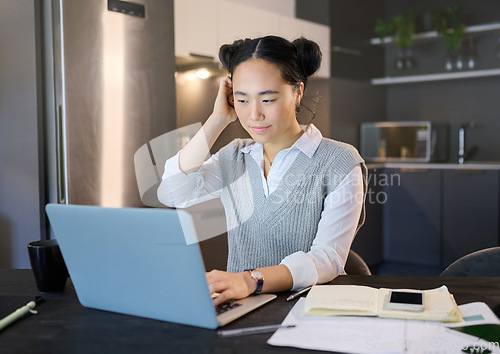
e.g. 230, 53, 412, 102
45, 203, 276, 329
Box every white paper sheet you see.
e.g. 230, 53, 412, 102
444, 302, 500, 328
267, 298, 500, 354
420, 325, 500, 353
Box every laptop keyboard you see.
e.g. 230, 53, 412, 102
215, 301, 242, 315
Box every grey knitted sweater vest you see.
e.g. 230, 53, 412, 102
217, 138, 367, 273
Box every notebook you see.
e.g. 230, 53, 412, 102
45, 203, 276, 329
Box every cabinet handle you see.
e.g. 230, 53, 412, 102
400, 168, 429, 173
454, 169, 485, 174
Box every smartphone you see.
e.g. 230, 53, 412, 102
385, 290, 424, 312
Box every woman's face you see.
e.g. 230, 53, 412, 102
232, 58, 303, 146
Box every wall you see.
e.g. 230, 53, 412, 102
386, 78, 500, 162
384, 0, 500, 162
313, 0, 500, 159
0, 0, 44, 268
330, 79, 386, 146
326, 0, 386, 147
175, 74, 249, 154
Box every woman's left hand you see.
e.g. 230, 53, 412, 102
206, 269, 256, 306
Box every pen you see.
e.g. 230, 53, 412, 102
217, 324, 296, 337
286, 286, 312, 301
0, 296, 45, 331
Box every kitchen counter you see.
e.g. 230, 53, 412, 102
366, 162, 500, 170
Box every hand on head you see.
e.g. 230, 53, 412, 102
212, 77, 238, 125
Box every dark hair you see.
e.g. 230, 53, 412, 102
218, 35, 322, 91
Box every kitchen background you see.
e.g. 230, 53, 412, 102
1, 0, 499, 273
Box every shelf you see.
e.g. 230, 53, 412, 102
371, 68, 500, 85
370, 22, 500, 45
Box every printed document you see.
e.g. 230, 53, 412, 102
268, 298, 500, 354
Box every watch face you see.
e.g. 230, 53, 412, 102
252, 270, 264, 280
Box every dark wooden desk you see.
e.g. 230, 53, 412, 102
1, 269, 499, 353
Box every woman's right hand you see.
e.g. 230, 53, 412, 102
212, 77, 238, 125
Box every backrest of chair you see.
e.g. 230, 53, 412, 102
440, 247, 500, 277
345, 249, 372, 275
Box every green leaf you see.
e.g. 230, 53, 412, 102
374, 18, 394, 40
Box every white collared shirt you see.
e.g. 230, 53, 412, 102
159, 124, 363, 290
240, 124, 323, 197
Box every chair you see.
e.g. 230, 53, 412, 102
345, 249, 372, 275
440, 247, 500, 277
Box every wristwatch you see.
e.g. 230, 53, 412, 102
245, 269, 264, 295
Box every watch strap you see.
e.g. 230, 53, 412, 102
244, 268, 264, 295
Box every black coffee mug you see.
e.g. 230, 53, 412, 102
28, 239, 69, 292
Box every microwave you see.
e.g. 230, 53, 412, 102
360, 121, 448, 162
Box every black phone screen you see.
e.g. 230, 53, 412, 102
389, 291, 423, 305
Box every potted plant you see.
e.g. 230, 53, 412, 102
392, 12, 417, 49
374, 12, 416, 48
374, 11, 417, 70
433, 5, 465, 52
374, 18, 394, 43
432, 5, 465, 70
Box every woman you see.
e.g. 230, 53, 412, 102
158, 35, 367, 306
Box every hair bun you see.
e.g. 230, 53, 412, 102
292, 37, 322, 78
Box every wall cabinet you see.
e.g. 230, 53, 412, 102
174, 0, 218, 59
442, 169, 499, 266
174, 0, 331, 78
